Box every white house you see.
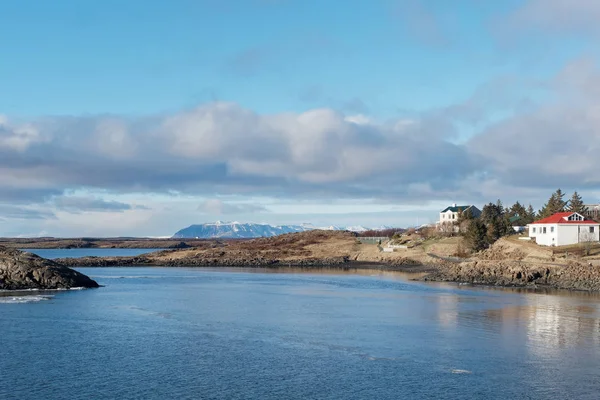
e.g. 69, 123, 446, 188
528, 212, 600, 246
438, 204, 481, 225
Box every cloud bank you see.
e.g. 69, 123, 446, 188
0, 102, 480, 205
2, 58, 600, 218
3, 56, 600, 236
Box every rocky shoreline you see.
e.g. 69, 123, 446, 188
0, 247, 99, 290
56, 254, 353, 268
56, 254, 436, 273
57, 256, 600, 294
5, 230, 600, 293
421, 259, 600, 292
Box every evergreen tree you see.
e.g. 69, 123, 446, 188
480, 202, 500, 226
554, 189, 567, 212
525, 205, 536, 224
509, 201, 525, 217
456, 208, 473, 224
538, 189, 567, 218
464, 219, 488, 252
508, 201, 528, 225
480, 202, 512, 243
537, 194, 553, 219
567, 191, 586, 214
496, 199, 504, 215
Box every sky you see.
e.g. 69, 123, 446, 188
2, 0, 600, 237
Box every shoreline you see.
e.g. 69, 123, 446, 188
7, 231, 600, 293
61, 257, 600, 293
68, 260, 436, 273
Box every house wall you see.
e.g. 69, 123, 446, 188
529, 224, 558, 246
556, 225, 580, 246
576, 224, 599, 245
529, 223, 600, 246
439, 211, 458, 224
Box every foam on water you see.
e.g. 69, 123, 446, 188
90, 275, 164, 279
0, 287, 86, 292
0, 295, 54, 304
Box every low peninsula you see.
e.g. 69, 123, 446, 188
37, 230, 600, 292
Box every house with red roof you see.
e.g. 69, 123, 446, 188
528, 212, 600, 246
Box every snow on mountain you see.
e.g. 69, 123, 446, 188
172, 222, 307, 239
372, 225, 393, 231
320, 225, 343, 231
344, 225, 369, 233
172, 222, 398, 239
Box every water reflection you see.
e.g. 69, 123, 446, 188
480, 292, 600, 358
196, 266, 600, 354
436, 293, 460, 328
197, 266, 430, 281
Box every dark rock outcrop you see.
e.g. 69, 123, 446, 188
168, 241, 192, 249
421, 259, 600, 292
0, 246, 99, 290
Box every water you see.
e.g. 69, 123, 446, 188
1, 267, 600, 400
22, 248, 164, 259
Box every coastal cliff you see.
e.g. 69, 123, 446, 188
0, 246, 99, 290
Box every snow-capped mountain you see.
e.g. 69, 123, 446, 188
344, 225, 369, 233
172, 221, 307, 239
172, 221, 394, 239
299, 224, 367, 232
372, 225, 394, 231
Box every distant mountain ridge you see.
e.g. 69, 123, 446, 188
171, 221, 387, 239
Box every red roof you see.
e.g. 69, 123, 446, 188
531, 212, 598, 225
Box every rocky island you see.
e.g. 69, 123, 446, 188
0, 246, 99, 290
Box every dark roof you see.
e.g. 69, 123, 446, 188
509, 215, 521, 223
441, 205, 473, 213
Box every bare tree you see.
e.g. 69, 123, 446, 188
579, 230, 598, 256
437, 221, 456, 236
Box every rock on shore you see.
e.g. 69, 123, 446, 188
423, 259, 600, 292
0, 246, 99, 290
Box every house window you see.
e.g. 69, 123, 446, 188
452, 214, 455, 219
542, 227, 547, 234
442, 215, 445, 219
568, 214, 583, 221
532, 227, 536, 233
551, 227, 554, 233
590, 227, 595, 233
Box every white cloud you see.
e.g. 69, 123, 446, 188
0, 116, 47, 152
51, 195, 149, 213
4, 56, 600, 236
93, 119, 138, 159
468, 59, 600, 190
198, 198, 268, 215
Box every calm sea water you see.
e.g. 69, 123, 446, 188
1, 267, 600, 400
23, 248, 164, 259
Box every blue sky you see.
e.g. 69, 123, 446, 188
2, 0, 600, 236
